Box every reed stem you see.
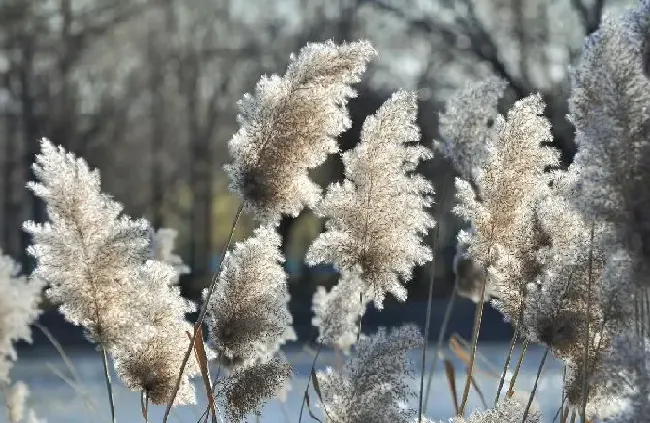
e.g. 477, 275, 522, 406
162, 204, 244, 423
458, 270, 488, 416
100, 347, 116, 423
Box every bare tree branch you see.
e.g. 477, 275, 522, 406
365, 0, 529, 97
571, 0, 605, 35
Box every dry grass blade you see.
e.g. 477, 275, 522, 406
449, 334, 500, 378
458, 273, 487, 415
304, 390, 324, 423
443, 359, 460, 415
187, 328, 217, 423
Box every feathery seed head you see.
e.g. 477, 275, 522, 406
220, 356, 293, 422
204, 226, 293, 366
306, 90, 435, 308
311, 270, 369, 353
0, 253, 43, 381
23, 139, 151, 347
317, 324, 423, 423
568, 0, 650, 274
24, 139, 204, 406
453, 94, 560, 322
436, 76, 508, 188
225, 40, 376, 223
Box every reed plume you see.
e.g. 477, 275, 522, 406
307, 90, 435, 308
24, 139, 205, 406
225, 40, 376, 223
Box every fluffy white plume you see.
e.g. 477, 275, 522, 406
307, 90, 435, 308
311, 271, 369, 353
225, 40, 376, 223
204, 226, 294, 367
24, 139, 204, 406
0, 253, 43, 381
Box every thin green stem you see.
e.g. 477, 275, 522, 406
100, 347, 116, 423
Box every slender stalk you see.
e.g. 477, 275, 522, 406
494, 327, 519, 406
298, 341, 324, 423
162, 204, 244, 423
458, 268, 488, 416
418, 184, 446, 423
521, 346, 550, 422
579, 224, 595, 422
418, 188, 445, 423
140, 391, 149, 423
423, 287, 457, 410
506, 339, 529, 397
196, 362, 224, 423
100, 347, 116, 423
418, 269, 435, 423
553, 366, 567, 423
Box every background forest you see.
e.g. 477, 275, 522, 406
0, 0, 632, 304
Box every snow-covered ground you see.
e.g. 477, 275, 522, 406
4, 343, 566, 423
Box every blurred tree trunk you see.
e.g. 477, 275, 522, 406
18, 33, 42, 273
179, 51, 213, 284
148, 28, 166, 229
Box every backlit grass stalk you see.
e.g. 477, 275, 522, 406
458, 268, 488, 416
494, 327, 519, 406
423, 286, 457, 410
507, 339, 529, 397
100, 346, 116, 423
162, 204, 243, 423
418, 183, 447, 423
522, 346, 551, 422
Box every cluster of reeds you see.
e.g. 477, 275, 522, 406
2, 1, 650, 422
